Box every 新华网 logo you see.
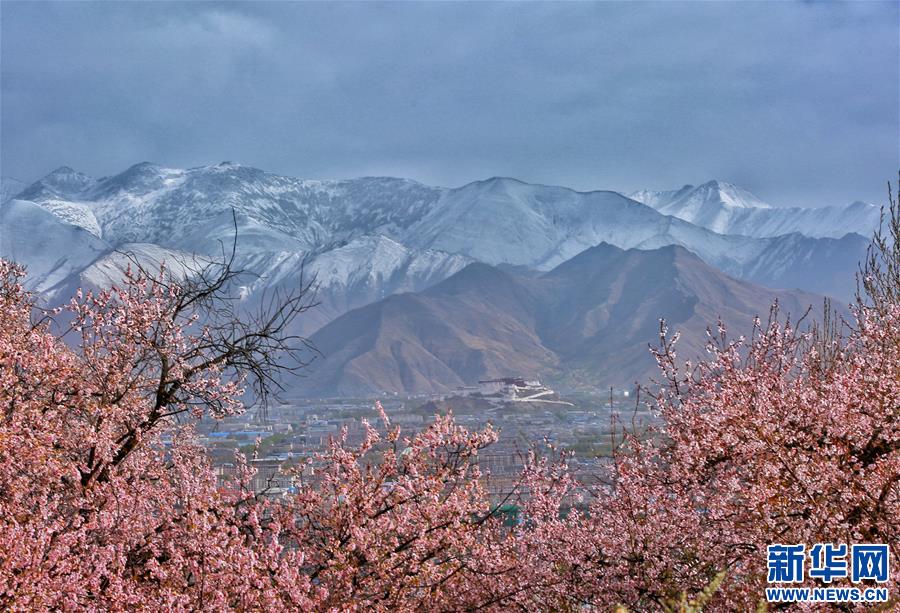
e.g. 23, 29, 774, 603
765, 543, 891, 604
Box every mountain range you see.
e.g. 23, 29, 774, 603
629, 181, 880, 238
0, 162, 878, 394
302, 243, 828, 395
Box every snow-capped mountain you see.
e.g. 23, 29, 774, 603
2, 163, 472, 332
631, 180, 772, 210
403, 177, 768, 273
16, 166, 96, 201
629, 180, 880, 238
0, 199, 110, 293
397, 176, 868, 299
12, 163, 756, 274
0, 162, 875, 341
17, 162, 443, 253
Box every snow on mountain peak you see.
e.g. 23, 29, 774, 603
16, 164, 452, 253
628, 179, 773, 234
629, 180, 879, 238
694, 180, 771, 209
94, 162, 186, 198
3, 161, 883, 340
630, 180, 770, 211
19, 166, 97, 201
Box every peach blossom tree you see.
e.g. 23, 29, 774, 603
0, 259, 577, 610
572, 187, 900, 610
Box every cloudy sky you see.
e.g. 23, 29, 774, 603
2, 1, 897, 207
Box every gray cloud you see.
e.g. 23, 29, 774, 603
1, 1, 897, 207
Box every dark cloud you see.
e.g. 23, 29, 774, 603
1, 1, 897, 207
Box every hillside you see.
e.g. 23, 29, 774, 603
295, 243, 827, 396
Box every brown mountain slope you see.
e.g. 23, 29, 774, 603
537, 243, 825, 386
295, 244, 830, 396
303, 263, 559, 395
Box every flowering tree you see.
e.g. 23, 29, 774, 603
572, 302, 899, 610
0, 258, 323, 609
272, 410, 585, 610
0, 258, 578, 610
573, 186, 900, 610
